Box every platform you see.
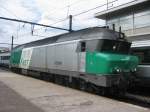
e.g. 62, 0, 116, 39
0, 68, 149, 112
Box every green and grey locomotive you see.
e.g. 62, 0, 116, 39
10, 27, 139, 94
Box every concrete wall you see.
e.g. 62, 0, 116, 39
107, 8, 150, 37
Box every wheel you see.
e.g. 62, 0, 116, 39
79, 79, 87, 91
86, 83, 94, 93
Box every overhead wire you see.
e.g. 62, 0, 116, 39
48, 0, 118, 27
29, 0, 79, 32
17, 0, 118, 37
20, 0, 75, 37
15, 0, 132, 38
49, 0, 135, 28
0, 1, 73, 39
46, 0, 83, 16
0, 5, 22, 39
0, 5, 21, 19
0, 43, 19, 45
73, 0, 118, 17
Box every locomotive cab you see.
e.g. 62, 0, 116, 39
78, 38, 139, 89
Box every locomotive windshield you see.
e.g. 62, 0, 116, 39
86, 39, 131, 54
101, 39, 131, 54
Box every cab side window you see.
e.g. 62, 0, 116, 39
76, 41, 86, 52
81, 41, 86, 52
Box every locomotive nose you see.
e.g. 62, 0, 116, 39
86, 52, 139, 74
111, 56, 139, 74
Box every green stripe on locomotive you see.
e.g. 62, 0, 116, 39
10, 49, 22, 66
86, 51, 138, 75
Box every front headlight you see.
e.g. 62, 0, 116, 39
113, 67, 122, 73
116, 68, 121, 73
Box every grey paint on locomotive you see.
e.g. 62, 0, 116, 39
56, 28, 121, 42
79, 74, 122, 87
29, 46, 47, 72
52, 41, 78, 71
46, 41, 79, 75
47, 45, 56, 70
29, 40, 81, 77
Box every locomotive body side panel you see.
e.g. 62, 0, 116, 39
29, 47, 46, 72
47, 45, 56, 70
63, 42, 78, 72
46, 41, 79, 76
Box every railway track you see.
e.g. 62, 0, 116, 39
109, 92, 150, 108
125, 93, 150, 104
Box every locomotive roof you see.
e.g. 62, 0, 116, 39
15, 27, 121, 49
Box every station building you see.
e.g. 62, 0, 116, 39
95, 0, 150, 41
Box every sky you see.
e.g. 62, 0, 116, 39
0, 0, 133, 48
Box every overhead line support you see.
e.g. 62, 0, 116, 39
0, 16, 71, 31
